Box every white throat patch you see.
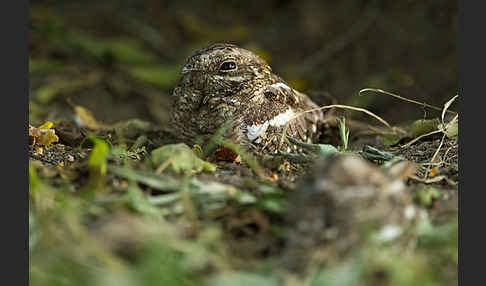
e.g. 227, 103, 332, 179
246, 109, 295, 142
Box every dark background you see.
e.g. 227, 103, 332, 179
29, 0, 458, 126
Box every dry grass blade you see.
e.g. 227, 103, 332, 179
402, 94, 459, 148
298, 104, 392, 129
441, 94, 459, 123
404, 95, 459, 182
278, 104, 394, 150
425, 133, 446, 179
421, 95, 459, 180
401, 130, 443, 148
279, 104, 395, 149
359, 88, 457, 115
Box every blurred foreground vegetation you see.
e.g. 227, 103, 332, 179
29, 1, 458, 285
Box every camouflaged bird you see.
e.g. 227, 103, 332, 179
170, 43, 324, 153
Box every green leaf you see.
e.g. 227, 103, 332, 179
126, 183, 163, 219
285, 136, 338, 157
151, 143, 217, 174
80, 136, 112, 148
410, 119, 439, 138
381, 132, 404, 146
359, 145, 394, 162
108, 165, 181, 192
86, 136, 110, 175
337, 117, 350, 151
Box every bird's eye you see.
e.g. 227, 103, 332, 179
220, 61, 237, 71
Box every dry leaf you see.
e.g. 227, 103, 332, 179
39, 121, 53, 129
74, 105, 110, 130
428, 167, 438, 177
29, 121, 59, 146
213, 146, 241, 163
268, 173, 279, 182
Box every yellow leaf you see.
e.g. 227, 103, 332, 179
29, 122, 59, 146
39, 121, 53, 129
37, 129, 59, 146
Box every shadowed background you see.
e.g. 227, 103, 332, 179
29, 0, 457, 127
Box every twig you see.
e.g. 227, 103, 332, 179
359, 88, 457, 115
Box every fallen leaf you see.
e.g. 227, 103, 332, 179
151, 143, 217, 174
37, 129, 59, 146
213, 146, 240, 162
410, 118, 439, 138
39, 121, 53, 129
444, 120, 458, 139
428, 167, 438, 177
74, 105, 109, 130
29, 122, 59, 146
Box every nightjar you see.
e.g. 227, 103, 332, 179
170, 43, 324, 153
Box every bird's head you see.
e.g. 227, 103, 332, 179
178, 43, 272, 94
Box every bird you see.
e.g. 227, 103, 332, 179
170, 43, 325, 154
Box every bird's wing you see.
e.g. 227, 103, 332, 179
242, 81, 323, 146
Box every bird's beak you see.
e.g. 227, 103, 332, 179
181, 64, 196, 75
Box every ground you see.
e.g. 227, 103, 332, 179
29, 2, 458, 286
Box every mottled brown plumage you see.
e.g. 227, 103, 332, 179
170, 43, 324, 153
